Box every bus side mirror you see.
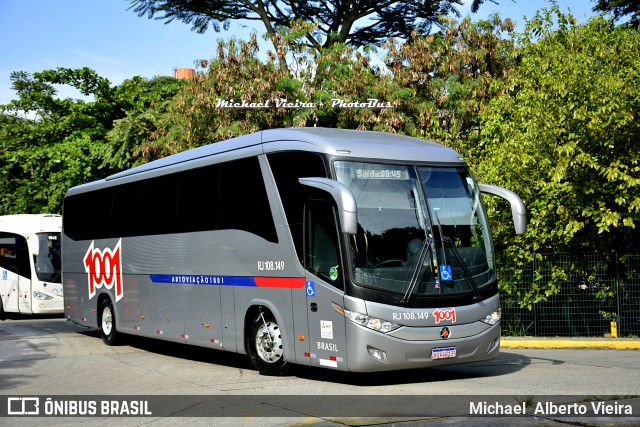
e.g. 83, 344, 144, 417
299, 177, 358, 235
478, 184, 527, 235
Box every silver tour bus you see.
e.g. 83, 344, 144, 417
62, 128, 525, 374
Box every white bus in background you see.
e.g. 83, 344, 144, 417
0, 214, 63, 317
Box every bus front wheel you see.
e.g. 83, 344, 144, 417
99, 298, 119, 345
247, 310, 289, 375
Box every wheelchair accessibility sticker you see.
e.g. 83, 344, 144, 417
306, 281, 316, 297
440, 265, 453, 281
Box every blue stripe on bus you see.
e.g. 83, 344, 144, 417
148, 275, 306, 289
149, 275, 250, 286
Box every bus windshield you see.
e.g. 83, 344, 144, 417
35, 232, 61, 283
335, 161, 494, 299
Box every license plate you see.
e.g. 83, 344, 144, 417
431, 347, 456, 360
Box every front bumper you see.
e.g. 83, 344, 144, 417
344, 320, 500, 372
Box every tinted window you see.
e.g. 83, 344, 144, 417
112, 182, 143, 237
218, 157, 277, 242
63, 156, 277, 243
176, 165, 218, 234
305, 200, 343, 289
0, 234, 18, 273
0, 233, 31, 279
35, 233, 61, 282
268, 152, 327, 261
64, 189, 112, 240
140, 174, 178, 235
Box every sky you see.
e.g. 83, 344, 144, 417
0, 0, 599, 106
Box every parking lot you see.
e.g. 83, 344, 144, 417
1, 316, 639, 426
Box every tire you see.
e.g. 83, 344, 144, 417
0, 299, 5, 320
99, 298, 119, 345
247, 309, 289, 375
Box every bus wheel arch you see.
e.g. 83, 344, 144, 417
245, 305, 290, 375
98, 294, 120, 346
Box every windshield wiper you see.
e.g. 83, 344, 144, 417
399, 234, 433, 306
441, 236, 482, 300
433, 211, 481, 300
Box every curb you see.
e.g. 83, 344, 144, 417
501, 337, 640, 350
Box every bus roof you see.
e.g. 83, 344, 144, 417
261, 128, 462, 163
82, 128, 465, 187
0, 214, 62, 236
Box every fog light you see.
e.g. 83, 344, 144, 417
367, 345, 388, 363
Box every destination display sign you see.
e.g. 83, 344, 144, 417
355, 168, 409, 180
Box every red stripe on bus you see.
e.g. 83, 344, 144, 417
254, 277, 305, 288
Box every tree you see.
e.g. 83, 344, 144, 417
469, 0, 500, 13
384, 14, 516, 158
476, 7, 640, 306
144, 15, 515, 159
593, 0, 640, 27
129, 0, 485, 55
105, 75, 185, 169
0, 68, 182, 214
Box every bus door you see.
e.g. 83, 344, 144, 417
0, 269, 18, 313
304, 199, 348, 370
17, 238, 32, 313
0, 234, 30, 314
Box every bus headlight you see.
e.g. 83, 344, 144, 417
481, 307, 501, 325
34, 291, 54, 301
333, 303, 401, 333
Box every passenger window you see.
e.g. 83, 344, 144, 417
218, 157, 278, 243
112, 182, 143, 237
0, 233, 30, 279
141, 174, 178, 235
268, 152, 327, 262
64, 156, 277, 242
304, 199, 343, 290
176, 164, 219, 234
0, 234, 18, 273
64, 189, 113, 240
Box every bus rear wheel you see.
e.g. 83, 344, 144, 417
247, 310, 289, 375
99, 298, 119, 345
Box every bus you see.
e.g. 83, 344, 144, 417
62, 128, 526, 374
0, 214, 63, 317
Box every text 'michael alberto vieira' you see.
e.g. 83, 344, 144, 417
469, 400, 633, 416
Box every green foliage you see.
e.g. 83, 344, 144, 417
105, 76, 184, 169
478, 6, 640, 305
503, 316, 534, 336
2, 6, 640, 313
384, 14, 517, 158
4, 136, 109, 214
593, 0, 640, 28
129, 0, 473, 53
0, 69, 182, 214
147, 16, 516, 158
